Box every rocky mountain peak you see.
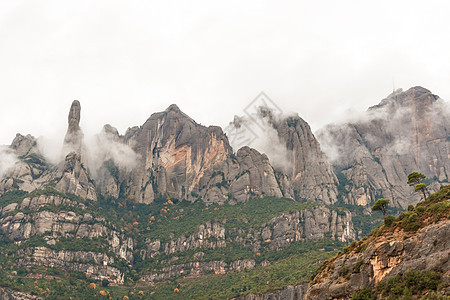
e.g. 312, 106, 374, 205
165, 103, 181, 113
101, 124, 120, 141
369, 86, 439, 111
10, 133, 37, 157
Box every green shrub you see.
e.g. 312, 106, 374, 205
403, 212, 420, 232
101, 279, 109, 287
379, 270, 442, 298
384, 215, 396, 226
352, 288, 376, 300
355, 243, 367, 253
416, 205, 426, 214
407, 204, 414, 211
353, 259, 364, 273
338, 265, 350, 278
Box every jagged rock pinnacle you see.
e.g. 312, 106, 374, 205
166, 104, 181, 113
62, 100, 84, 156
67, 100, 81, 134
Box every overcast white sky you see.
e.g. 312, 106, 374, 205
1, 0, 449, 146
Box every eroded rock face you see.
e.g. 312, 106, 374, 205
236, 284, 308, 300
62, 100, 83, 156
0, 286, 43, 300
318, 86, 450, 208
305, 220, 450, 300
0, 194, 133, 263
274, 115, 339, 204
119, 104, 232, 203
56, 152, 97, 200
115, 105, 286, 204
227, 108, 339, 204
140, 259, 256, 284
140, 205, 355, 262
260, 206, 356, 250
16, 247, 124, 284
0, 134, 54, 194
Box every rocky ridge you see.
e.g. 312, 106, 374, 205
318, 86, 449, 208
305, 185, 450, 299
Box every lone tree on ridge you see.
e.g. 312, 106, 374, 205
372, 198, 390, 219
407, 172, 429, 200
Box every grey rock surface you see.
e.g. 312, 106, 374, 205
318, 86, 450, 208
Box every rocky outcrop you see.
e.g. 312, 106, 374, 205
16, 247, 124, 284
0, 135, 54, 194
227, 107, 339, 204
140, 259, 256, 284
259, 206, 356, 251
197, 146, 284, 204
118, 104, 232, 204
0, 286, 43, 300
318, 86, 450, 208
113, 104, 285, 204
56, 152, 97, 200
62, 100, 83, 156
305, 186, 450, 299
141, 206, 355, 262
164, 222, 226, 255
273, 115, 339, 204
56, 101, 97, 200
237, 284, 308, 300
306, 220, 450, 299
0, 194, 133, 263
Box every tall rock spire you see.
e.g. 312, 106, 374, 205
62, 100, 84, 155
56, 100, 97, 200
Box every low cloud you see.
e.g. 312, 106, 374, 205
226, 106, 294, 173
316, 88, 450, 167
85, 125, 140, 179
0, 146, 18, 180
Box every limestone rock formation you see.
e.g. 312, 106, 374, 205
236, 284, 308, 300
0, 193, 134, 263
318, 86, 450, 208
273, 114, 339, 204
62, 100, 83, 156
56, 152, 97, 200
227, 107, 339, 204
0, 134, 54, 194
0, 286, 43, 300
114, 104, 286, 204
56, 100, 97, 200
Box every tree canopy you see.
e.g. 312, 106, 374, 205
372, 198, 390, 218
407, 172, 426, 186
415, 183, 428, 200
408, 172, 429, 200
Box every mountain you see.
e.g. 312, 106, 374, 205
318, 86, 449, 208
0, 87, 448, 299
0, 100, 355, 299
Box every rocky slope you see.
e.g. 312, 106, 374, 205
318, 86, 449, 208
305, 185, 450, 299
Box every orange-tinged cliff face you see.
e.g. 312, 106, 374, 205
112, 104, 285, 204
